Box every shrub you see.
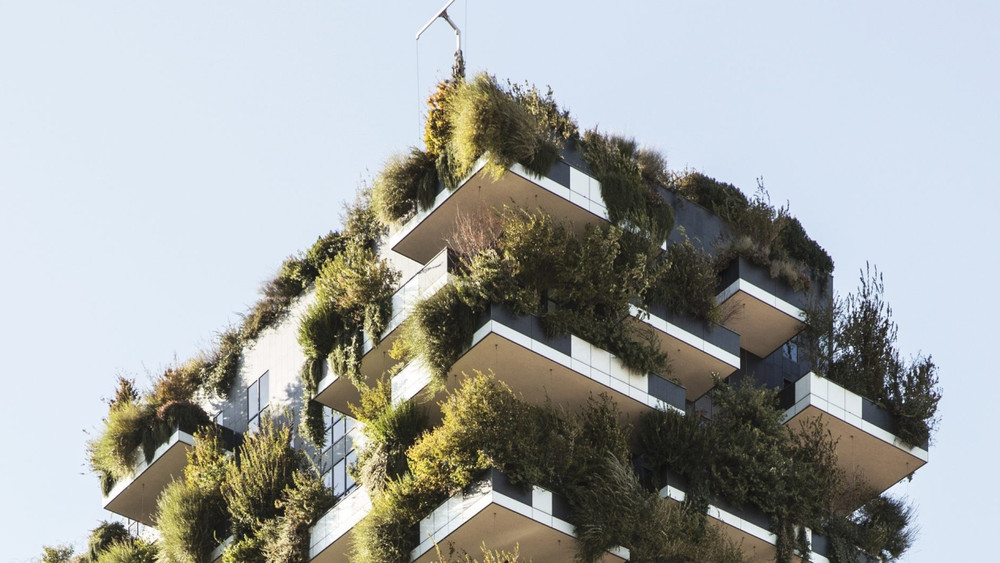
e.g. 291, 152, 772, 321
573, 455, 745, 563
88, 392, 208, 494
372, 148, 440, 225
581, 130, 674, 245
205, 328, 242, 398
505, 79, 578, 145
648, 234, 720, 322
92, 539, 157, 563
298, 298, 344, 360
448, 73, 560, 181
258, 470, 335, 563
40, 546, 74, 563
350, 380, 429, 494
88, 399, 149, 486
156, 429, 230, 563
402, 283, 479, 384
638, 378, 841, 563
807, 266, 941, 446
87, 522, 131, 560
223, 416, 307, 537
673, 171, 749, 226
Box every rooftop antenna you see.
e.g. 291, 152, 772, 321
416, 0, 465, 79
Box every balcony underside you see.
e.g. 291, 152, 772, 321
413, 501, 618, 563
718, 288, 804, 358
313, 332, 402, 414
427, 332, 653, 423
661, 487, 817, 563
637, 319, 739, 400
102, 431, 194, 526
786, 405, 926, 494
412, 471, 626, 563
391, 165, 603, 264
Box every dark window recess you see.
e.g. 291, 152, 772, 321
489, 469, 533, 506
648, 373, 686, 411
545, 159, 571, 188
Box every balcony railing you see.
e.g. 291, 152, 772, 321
387, 154, 610, 264
314, 248, 455, 414
392, 303, 687, 421
656, 470, 829, 563
778, 372, 928, 494
410, 468, 628, 562
308, 487, 372, 562
102, 422, 240, 526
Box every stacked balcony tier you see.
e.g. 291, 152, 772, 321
102, 423, 240, 526
779, 373, 928, 494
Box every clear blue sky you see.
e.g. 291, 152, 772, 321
1, 2, 994, 560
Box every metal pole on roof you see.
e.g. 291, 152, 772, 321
416, 0, 465, 79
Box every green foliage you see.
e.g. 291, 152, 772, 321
89, 361, 213, 492
257, 470, 335, 563
505, 79, 579, 145
674, 171, 749, 223
299, 239, 399, 374
221, 537, 265, 563
573, 455, 745, 563
88, 399, 148, 487
92, 539, 157, 563
372, 148, 440, 225
298, 298, 343, 360
581, 130, 674, 245
852, 496, 914, 560
205, 328, 242, 398
675, 172, 834, 289
296, 235, 399, 447
350, 380, 429, 494
432, 542, 526, 563
647, 234, 720, 322
402, 211, 671, 383
425, 80, 458, 158
448, 73, 560, 181
638, 379, 841, 563
352, 474, 439, 563
806, 266, 941, 446
107, 377, 139, 409
342, 188, 386, 251
402, 283, 479, 383
156, 429, 230, 563
40, 545, 74, 563
87, 522, 131, 561
826, 495, 914, 562
223, 416, 307, 537
407, 373, 555, 491
354, 373, 740, 562
300, 398, 327, 451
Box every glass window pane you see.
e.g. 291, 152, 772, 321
259, 371, 270, 408
333, 460, 345, 497
248, 380, 259, 418
346, 450, 358, 491
333, 418, 345, 443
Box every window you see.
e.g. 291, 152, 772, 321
320, 406, 358, 498
247, 371, 270, 432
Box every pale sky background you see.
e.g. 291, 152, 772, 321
1, 1, 994, 560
